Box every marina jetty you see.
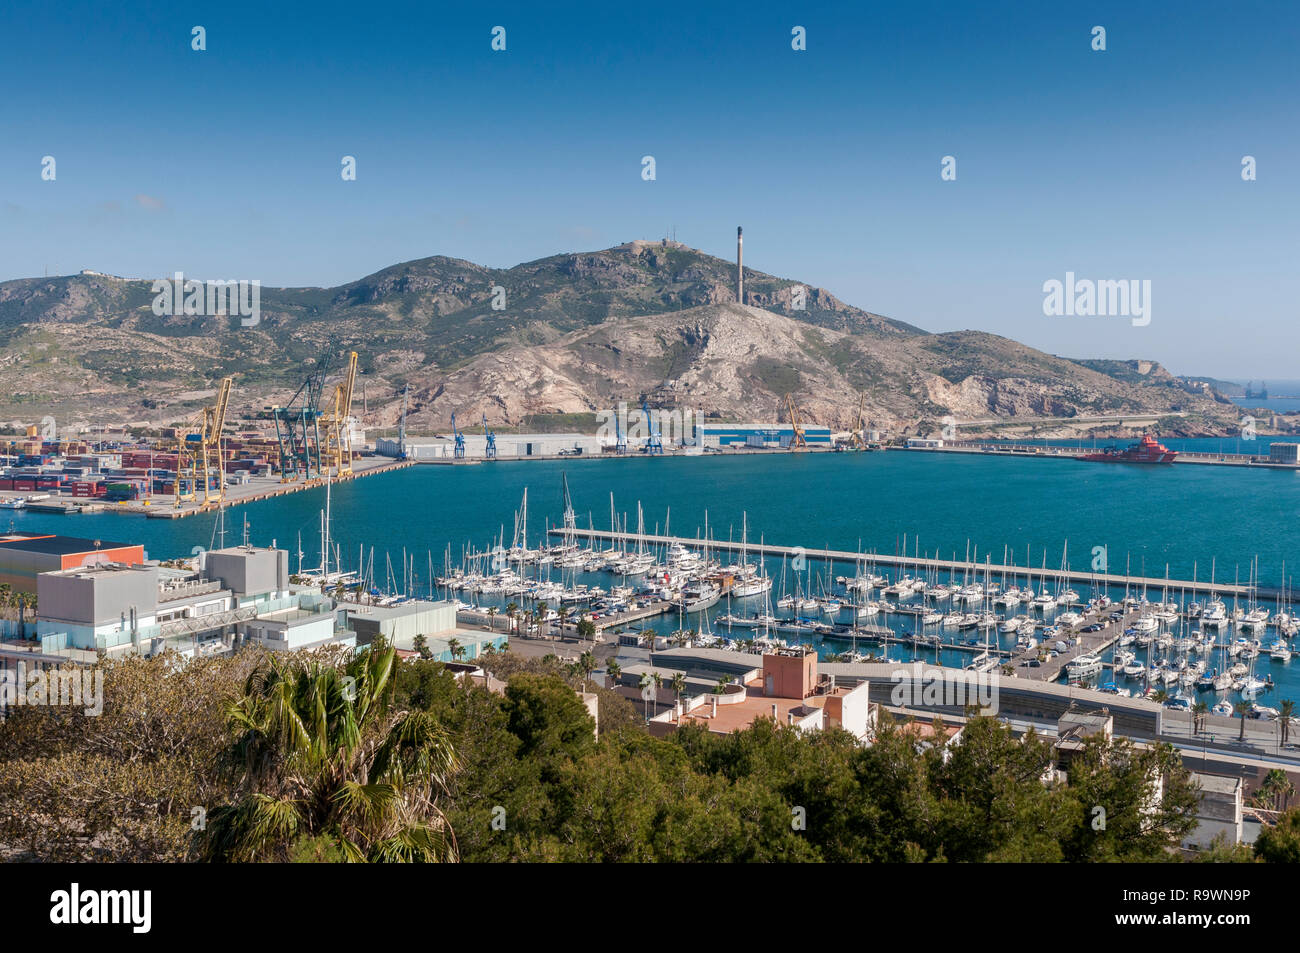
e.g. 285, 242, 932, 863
553, 527, 1254, 599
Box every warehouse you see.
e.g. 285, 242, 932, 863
376, 433, 603, 460
697, 423, 833, 448
0, 534, 144, 594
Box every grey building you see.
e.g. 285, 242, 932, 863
204, 545, 289, 599
37, 564, 160, 632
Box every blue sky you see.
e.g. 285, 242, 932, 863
1, 0, 1296, 377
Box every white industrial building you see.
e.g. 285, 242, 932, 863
378, 433, 610, 460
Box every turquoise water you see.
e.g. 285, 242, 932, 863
6, 449, 1300, 587
1230, 397, 1300, 414
5, 450, 1298, 708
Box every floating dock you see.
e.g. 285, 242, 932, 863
553, 528, 1255, 598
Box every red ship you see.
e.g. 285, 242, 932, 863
1077, 434, 1177, 464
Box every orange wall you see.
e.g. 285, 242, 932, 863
762, 653, 816, 699
60, 545, 145, 570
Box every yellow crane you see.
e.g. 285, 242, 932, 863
849, 392, 868, 449
176, 376, 233, 508
785, 394, 808, 451
322, 351, 359, 476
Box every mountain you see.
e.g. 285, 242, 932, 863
0, 241, 1242, 437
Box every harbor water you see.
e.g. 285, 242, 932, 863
6, 443, 1300, 710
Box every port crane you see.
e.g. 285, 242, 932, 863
785, 394, 808, 450
451, 413, 465, 459
321, 350, 359, 476
641, 398, 663, 454
848, 392, 868, 450
397, 384, 409, 460
614, 407, 628, 454
176, 375, 233, 507
271, 353, 333, 483
483, 413, 497, 459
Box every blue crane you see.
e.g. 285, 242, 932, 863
397, 384, 409, 459
641, 398, 663, 454
451, 412, 465, 459
483, 413, 497, 459
614, 406, 627, 454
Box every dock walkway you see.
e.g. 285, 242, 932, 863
553, 528, 1252, 597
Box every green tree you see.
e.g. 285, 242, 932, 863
502, 673, 595, 761
199, 646, 459, 862
1253, 768, 1295, 812
1192, 832, 1256, 863
1192, 701, 1208, 736
1255, 806, 1300, 862
577, 651, 597, 690
1234, 702, 1251, 743
1059, 736, 1199, 862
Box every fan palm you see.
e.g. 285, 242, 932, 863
198, 645, 459, 862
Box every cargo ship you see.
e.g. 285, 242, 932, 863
1077, 434, 1177, 464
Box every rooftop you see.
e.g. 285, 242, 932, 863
343, 598, 455, 620
1194, 773, 1243, 796
0, 533, 138, 557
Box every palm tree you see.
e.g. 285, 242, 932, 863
486, 606, 498, 631
1191, 701, 1207, 735
605, 659, 621, 687
447, 637, 465, 662
1152, 689, 1169, 705
714, 673, 734, 694
535, 601, 549, 635
577, 650, 596, 690
199, 645, 459, 862
1280, 700, 1295, 747
1253, 768, 1295, 812
15, 591, 32, 636
638, 672, 653, 720
556, 606, 570, 632
670, 671, 686, 703
1234, 701, 1251, 743
504, 602, 519, 633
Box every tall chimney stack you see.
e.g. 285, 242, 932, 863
736, 226, 744, 305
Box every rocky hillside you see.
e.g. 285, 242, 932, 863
0, 241, 1241, 437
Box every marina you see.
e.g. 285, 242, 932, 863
9, 449, 1300, 716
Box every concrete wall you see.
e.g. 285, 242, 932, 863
762, 652, 815, 699
38, 565, 159, 628
0, 548, 59, 593
205, 547, 288, 597
348, 601, 458, 647
244, 611, 339, 652
823, 682, 874, 739
1184, 774, 1244, 850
